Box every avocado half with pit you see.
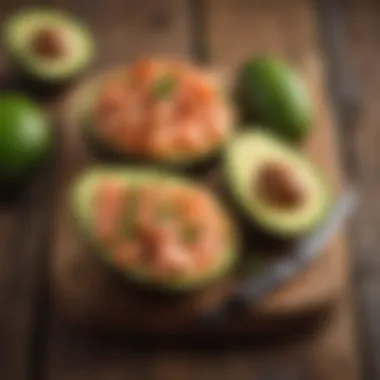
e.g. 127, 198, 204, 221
73, 63, 234, 167
224, 130, 331, 237
71, 167, 237, 291
3, 9, 94, 83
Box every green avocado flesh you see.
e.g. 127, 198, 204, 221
71, 167, 237, 291
225, 130, 331, 236
74, 72, 230, 166
236, 57, 312, 142
3, 9, 94, 81
0, 95, 51, 184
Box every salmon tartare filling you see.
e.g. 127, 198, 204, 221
93, 59, 234, 160
93, 179, 231, 278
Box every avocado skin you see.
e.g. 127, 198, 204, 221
11, 62, 78, 98
71, 168, 237, 293
235, 58, 312, 142
0, 95, 52, 187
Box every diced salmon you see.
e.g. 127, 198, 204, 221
96, 181, 124, 208
175, 123, 205, 152
176, 97, 196, 119
154, 223, 178, 244
136, 222, 177, 267
94, 180, 227, 278
153, 242, 193, 276
129, 59, 157, 88
96, 83, 127, 119
98, 112, 119, 136
134, 186, 161, 227
145, 129, 174, 157
177, 189, 214, 221
149, 101, 173, 129
95, 182, 125, 242
191, 236, 218, 270
95, 59, 233, 159
191, 78, 215, 104
205, 107, 230, 142
119, 122, 143, 153
113, 241, 142, 266
121, 96, 144, 127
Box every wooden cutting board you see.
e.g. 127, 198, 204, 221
48, 56, 347, 336
48, 1, 349, 336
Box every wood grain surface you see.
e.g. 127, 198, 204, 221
46, 0, 348, 339
41, 0, 359, 380
338, 2, 380, 379
0, 0, 367, 380
0, 2, 58, 380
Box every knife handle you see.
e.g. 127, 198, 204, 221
200, 190, 358, 327
200, 292, 249, 326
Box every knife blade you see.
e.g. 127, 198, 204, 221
201, 190, 358, 325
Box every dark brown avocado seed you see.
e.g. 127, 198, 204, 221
257, 161, 306, 209
32, 27, 67, 59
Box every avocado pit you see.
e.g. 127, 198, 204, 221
32, 27, 68, 59
257, 161, 306, 209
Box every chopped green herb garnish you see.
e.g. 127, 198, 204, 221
123, 219, 137, 239
156, 203, 177, 222
121, 189, 139, 238
182, 224, 201, 244
152, 74, 176, 100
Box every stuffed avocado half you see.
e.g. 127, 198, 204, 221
71, 167, 237, 291
79, 59, 235, 166
224, 130, 331, 237
3, 9, 94, 83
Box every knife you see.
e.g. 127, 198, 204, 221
201, 190, 358, 325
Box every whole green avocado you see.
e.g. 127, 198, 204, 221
236, 57, 312, 142
0, 95, 51, 185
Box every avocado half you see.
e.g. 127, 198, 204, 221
224, 130, 331, 237
3, 9, 94, 83
74, 69, 232, 168
71, 167, 237, 292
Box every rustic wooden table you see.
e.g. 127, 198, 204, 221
0, 0, 376, 379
